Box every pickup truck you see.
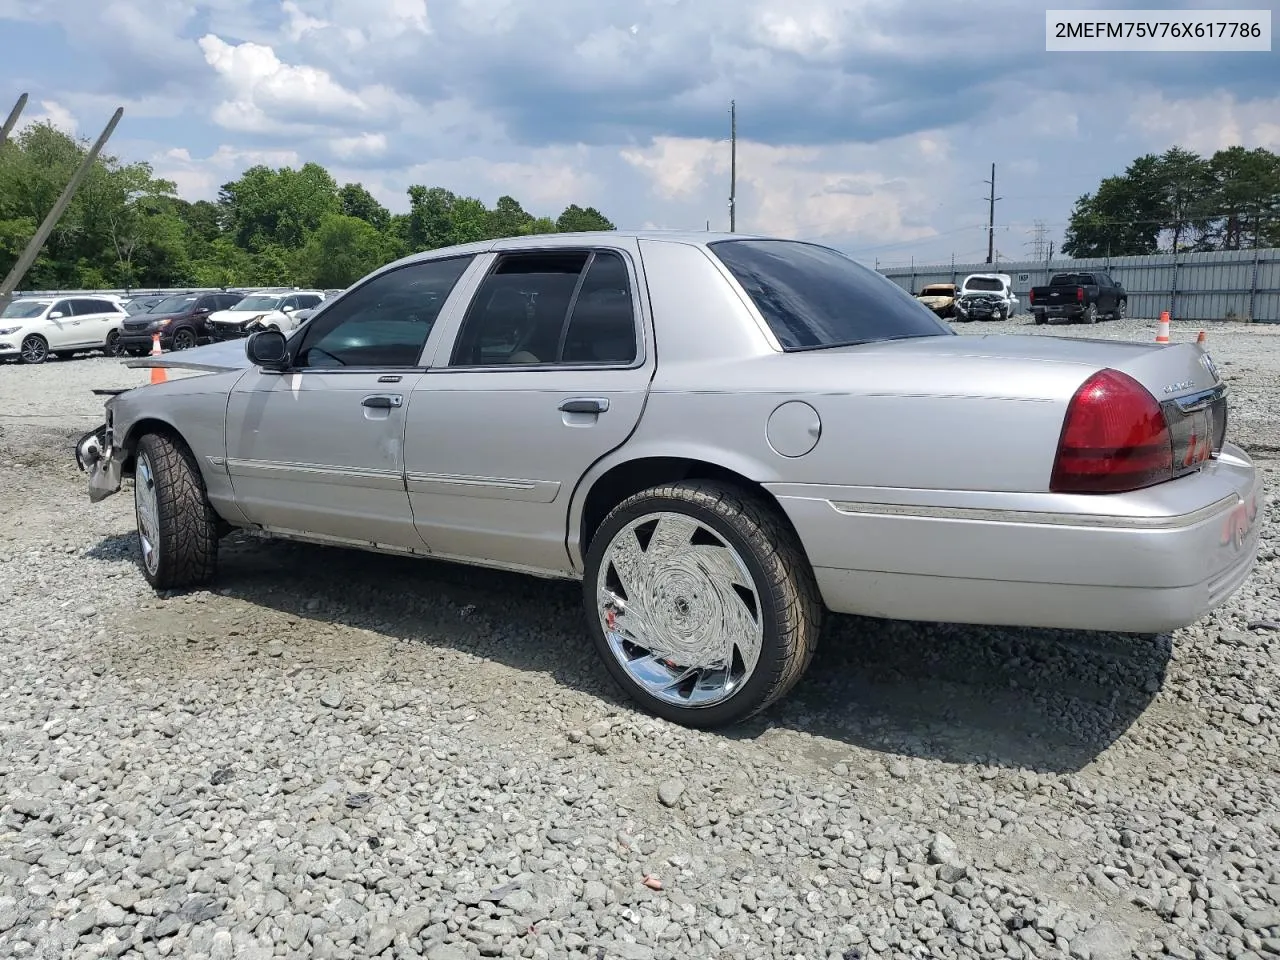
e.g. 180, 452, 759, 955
1029, 271, 1127, 325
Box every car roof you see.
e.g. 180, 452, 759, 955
378, 229, 813, 274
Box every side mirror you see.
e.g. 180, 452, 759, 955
282, 305, 295, 313
49, 311, 64, 319
246, 329, 289, 371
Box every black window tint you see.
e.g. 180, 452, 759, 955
299, 295, 321, 308
450, 251, 589, 366
708, 239, 952, 350
560, 252, 637, 364
294, 255, 474, 368
68, 299, 95, 316
50, 300, 72, 317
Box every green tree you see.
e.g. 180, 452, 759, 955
295, 214, 390, 287
339, 182, 390, 231
556, 203, 615, 232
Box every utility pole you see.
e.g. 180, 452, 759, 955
728, 100, 737, 233
0, 92, 28, 149
983, 162, 1000, 264
0, 106, 124, 311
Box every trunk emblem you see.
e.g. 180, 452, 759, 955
1162, 380, 1195, 394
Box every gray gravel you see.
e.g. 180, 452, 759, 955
1, 316, 1278, 960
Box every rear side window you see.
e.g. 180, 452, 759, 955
708, 239, 952, 351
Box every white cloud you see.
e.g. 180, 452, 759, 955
15, 99, 78, 135
1130, 91, 1280, 154
197, 34, 408, 135
330, 133, 388, 160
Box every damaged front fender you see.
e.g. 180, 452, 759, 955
75, 424, 124, 503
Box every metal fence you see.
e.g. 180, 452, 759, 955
877, 248, 1280, 323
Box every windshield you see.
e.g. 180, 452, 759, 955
1, 300, 51, 319
708, 239, 952, 350
919, 285, 953, 297
964, 277, 1004, 292
126, 298, 162, 314
232, 295, 284, 311
150, 295, 198, 314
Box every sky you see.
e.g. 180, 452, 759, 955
1, 0, 1277, 268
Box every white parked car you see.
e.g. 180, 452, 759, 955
205, 291, 325, 340
0, 295, 128, 363
953, 273, 1020, 322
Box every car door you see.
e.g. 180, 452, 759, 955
81, 298, 121, 345
403, 242, 654, 575
223, 253, 481, 550
43, 299, 78, 348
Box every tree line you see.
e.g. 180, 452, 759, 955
0, 122, 617, 291
1062, 145, 1280, 258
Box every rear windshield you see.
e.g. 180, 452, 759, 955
964, 277, 1004, 291
1049, 273, 1093, 286
708, 239, 953, 350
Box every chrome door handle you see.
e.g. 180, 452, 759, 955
361, 394, 403, 409
559, 397, 609, 414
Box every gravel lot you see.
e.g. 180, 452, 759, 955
1, 316, 1278, 960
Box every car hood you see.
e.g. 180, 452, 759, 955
123, 337, 251, 373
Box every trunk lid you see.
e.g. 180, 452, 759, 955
853, 333, 1229, 476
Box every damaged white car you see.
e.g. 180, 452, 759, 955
953, 273, 1020, 322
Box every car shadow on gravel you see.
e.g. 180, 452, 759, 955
85, 530, 1169, 774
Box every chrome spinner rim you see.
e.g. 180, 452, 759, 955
595, 511, 764, 709
134, 451, 161, 576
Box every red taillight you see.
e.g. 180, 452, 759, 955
1050, 369, 1173, 493
1076, 286, 1084, 302
1028, 289, 1035, 304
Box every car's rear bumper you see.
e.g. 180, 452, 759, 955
766, 442, 1262, 634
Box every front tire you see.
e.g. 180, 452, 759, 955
19, 334, 49, 364
133, 433, 219, 590
583, 480, 822, 728
1115, 299, 1127, 321
171, 327, 197, 350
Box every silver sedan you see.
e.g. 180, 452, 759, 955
75, 231, 1262, 727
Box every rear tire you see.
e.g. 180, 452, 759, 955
583, 480, 822, 728
133, 433, 219, 590
1083, 304, 1098, 324
104, 329, 121, 357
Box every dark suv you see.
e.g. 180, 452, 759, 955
118, 291, 244, 355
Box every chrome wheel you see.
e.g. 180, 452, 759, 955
1116, 300, 1127, 320
20, 335, 48, 364
595, 511, 764, 709
134, 450, 161, 576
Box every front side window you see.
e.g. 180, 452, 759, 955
450, 249, 638, 366
708, 239, 952, 351
293, 255, 475, 369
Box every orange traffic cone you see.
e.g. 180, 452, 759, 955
149, 333, 167, 384
1156, 311, 1170, 344
1196, 329, 1207, 346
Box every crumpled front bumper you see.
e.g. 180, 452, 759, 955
75, 424, 124, 503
